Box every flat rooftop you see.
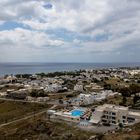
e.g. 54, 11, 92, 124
96, 104, 128, 111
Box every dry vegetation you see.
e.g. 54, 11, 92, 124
0, 117, 95, 140
101, 123, 140, 140
0, 100, 49, 124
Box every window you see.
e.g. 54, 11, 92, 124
127, 117, 135, 122
112, 112, 116, 115
102, 120, 107, 123
127, 117, 135, 120
102, 115, 106, 118
112, 121, 116, 124
112, 117, 116, 120
122, 116, 126, 119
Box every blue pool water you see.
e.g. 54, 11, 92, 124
71, 110, 83, 117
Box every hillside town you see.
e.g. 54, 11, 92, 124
0, 67, 140, 139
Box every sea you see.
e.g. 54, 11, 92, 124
0, 62, 140, 76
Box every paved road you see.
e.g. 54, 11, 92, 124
0, 97, 43, 104
0, 98, 60, 128
0, 97, 66, 106
0, 98, 66, 128
0, 109, 47, 128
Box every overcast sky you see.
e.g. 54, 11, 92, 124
0, 0, 140, 62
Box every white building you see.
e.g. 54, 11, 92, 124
6, 75, 17, 83
79, 94, 93, 105
45, 84, 63, 93
129, 70, 140, 75
51, 111, 81, 123
71, 90, 120, 106
48, 108, 86, 123
90, 104, 140, 126
74, 84, 83, 92
85, 83, 103, 91
0, 92, 7, 97
36, 97, 49, 102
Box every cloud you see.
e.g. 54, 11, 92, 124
0, 28, 64, 48
0, 27, 66, 62
0, 0, 140, 62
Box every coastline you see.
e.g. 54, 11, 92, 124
0, 62, 140, 76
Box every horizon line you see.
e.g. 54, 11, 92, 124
0, 62, 140, 64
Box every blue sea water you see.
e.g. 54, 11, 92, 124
0, 62, 140, 76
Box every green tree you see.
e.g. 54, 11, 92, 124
130, 84, 140, 94
104, 83, 111, 90
122, 96, 127, 105
119, 123, 123, 129
133, 95, 140, 105
119, 87, 131, 97
30, 91, 37, 97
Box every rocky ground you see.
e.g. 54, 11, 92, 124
0, 118, 95, 140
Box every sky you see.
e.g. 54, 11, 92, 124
0, 0, 140, 63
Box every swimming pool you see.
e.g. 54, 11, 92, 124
71, 110, 83, 117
